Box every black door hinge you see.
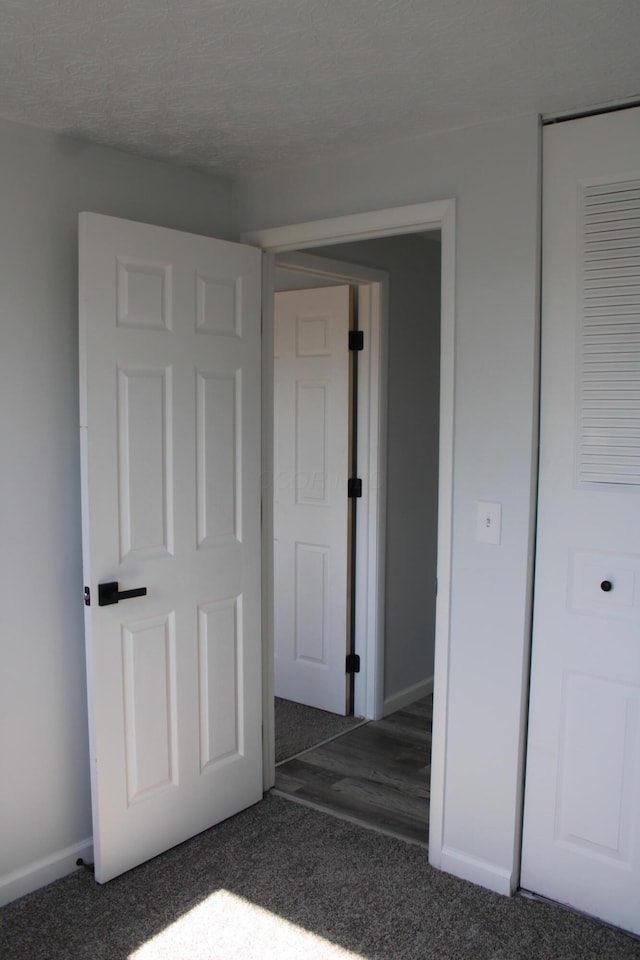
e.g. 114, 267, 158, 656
348, 478, 362, 498
349, 330, 364, 351
346, 653, 361, 674
84, 586, 91, 606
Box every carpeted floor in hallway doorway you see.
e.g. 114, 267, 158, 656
274, 697, 364, 762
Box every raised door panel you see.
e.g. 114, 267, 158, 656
295, 382, 329, 505
196, 371, 240, 548
198, 597, 241, 769
295, 543, 329, 664
122, 613, 178, 803
117, 366, 173, 559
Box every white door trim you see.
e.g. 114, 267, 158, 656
276, 250, 389, 724
243, 200, 454, 252
243, 199, 456, 872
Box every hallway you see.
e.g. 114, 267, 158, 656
273, 696, 431, 845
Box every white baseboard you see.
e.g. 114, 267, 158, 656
440, 845, 515, 896
0, 837, 94, 907
383, 676, 434, 717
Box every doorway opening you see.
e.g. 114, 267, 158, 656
272, 238, 439, 841
243, 199, 456, 859
272, 251, 388, 732
242, 200, 455, 866
270, 253, 385, 776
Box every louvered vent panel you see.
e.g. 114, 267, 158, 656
578, 179, 640, 485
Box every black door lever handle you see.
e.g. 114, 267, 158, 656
98, 581, 147, 606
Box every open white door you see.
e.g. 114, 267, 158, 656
522, 108, 640, 934
273, 285, 352, 714
79, 213, 262, 883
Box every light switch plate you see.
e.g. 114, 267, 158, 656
476, 501, 502, 544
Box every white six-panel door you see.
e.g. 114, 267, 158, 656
521, 108, 640, 935
79, 213, 263, 883
273, 286, 352, 715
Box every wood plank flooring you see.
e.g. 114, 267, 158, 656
273, 695, 432, 845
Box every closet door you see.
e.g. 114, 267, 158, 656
522, 108, 640, 935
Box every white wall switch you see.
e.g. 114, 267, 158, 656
476, 501, 502, 544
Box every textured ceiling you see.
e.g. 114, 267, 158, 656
1, 0, 640, 175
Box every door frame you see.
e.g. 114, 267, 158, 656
274, 250, 389, 722
243, 199, 456, 869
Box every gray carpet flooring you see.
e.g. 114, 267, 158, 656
274, 697, 364, 763
1, 794, 638, 960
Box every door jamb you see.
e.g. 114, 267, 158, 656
242, 199, 456, 870
275, 250, 389, 724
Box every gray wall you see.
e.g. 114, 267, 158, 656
233, 114, 541, 893
0, 118, 232, 901
308, 237, 441, 704
0, 109, 541, 903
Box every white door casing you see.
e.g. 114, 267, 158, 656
79, 213, 263, 883
522, 109, 640, 934
273, 285, 352, 714
244, 199, 456, 871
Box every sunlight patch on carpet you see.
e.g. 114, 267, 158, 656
128, 888, 366, 959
